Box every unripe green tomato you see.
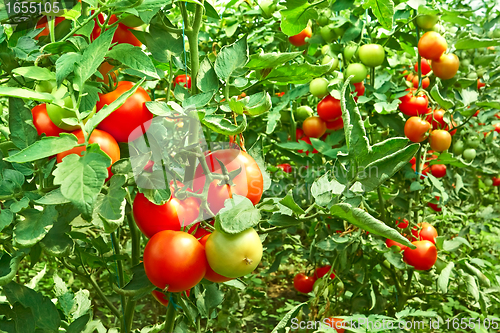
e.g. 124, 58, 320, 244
345, 63, 367, 83
35, 80, 56, 93
358, 44, 385, 67
309, 78, 329, 98
476, 68, 486, 77
321, 55, 339, 72
466, 136, 480, 148
461, 59, 471, 67
46, 86, 78, 131
463, 148, 476, 161
416, 14, 439, 30
333, 26, 346, 37
493, 29, 500, 38
317, 14, 329, 26
452, 141, 465, 155
295, 105, 314, 121
467, 72, 478, 79
343, 44, 358, 63
259, 0, 276, 19
120, 14, 144, 28
320, 24, 337, 43
484, 178, 493, 187
321, 44, 331, 55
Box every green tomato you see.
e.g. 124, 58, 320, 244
484, 178, 493, 187
333, 26, 346, 37
358, 44, 385, 67
492, 29, 500, 39
416, 14, 439, 30
35, 80, 56, 93
46, 86, 79, 131
320, 24, 337, 43
467, 72, 478, 79
295, 105, 314, 121
317, 8, 332, 26
321, 55, 339, 73
461, 59, 471, 67
466, 136, 480, 148
343, 44, 358, 63
259, 0, 276, 19
120, 14, 144, 28
476, 68, 486, 77
463, 148, 477, 161
205, 228, 263, 278
309, 78, 329, 98
321, 45, 331, 55
345, 63, 367, 83
452, 141, 465, 155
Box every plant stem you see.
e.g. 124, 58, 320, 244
111, 232, 126, 330
164, 300, 177, 332
186, 0, 204, 95
127, 213, 141, 266
61, 10, 101, 41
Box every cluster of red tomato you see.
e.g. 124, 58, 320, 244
403, 109, 454, 153
386, 220, 438, 271
418, 31, 459, 80
133, 149, 265, 302
293, 265, 336, 294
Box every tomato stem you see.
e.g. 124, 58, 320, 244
164, 298, 177, 332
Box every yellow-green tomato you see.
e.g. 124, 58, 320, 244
35, 80, 56, 93
321, 55, 339, 72
416, 14, 439, 30
320, 24, 336, 43
358, 44, 385, 67
321, 45, 331, 55
295, 105, 314, 121
309, 78, 329, 98
205, 228, 263, 278
345, 63, 367, 83
343, 43, 359, 63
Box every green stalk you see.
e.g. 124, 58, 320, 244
413, 145, 422, 225
48, 16, 55, 43
416, 25, 422, 90
111, 232, 126, 331
186, 0, 204, 95
164, 300, 177, 332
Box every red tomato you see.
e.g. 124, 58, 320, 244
412, 163, 430, 179
399, 89, 429, 116
430, 164, 446, 178
354, 82, 365, 96
317, 95, 342, 122
411, 75, 430, 89
96, 81, 153, 142
428, 196, 442, 212
151, 290, 170, 306
411, 222, 438, 244
188, 221, 214, 239
386, 238, 407, 251
277, 163, 292, 173
314, 265, 336, 279
414, 59, 432, 75
494, 123, 500, 133
133, 192, 200, 238
403, 240, 437, 270
418, 32, 447, 61
477, 79, 485, 89
144, 230, 207, 292
429, 129, 452, 152
409, 157, 416, 165
289, 27, 312, 47
326, 117, 344, 132
31, 104, 67, 137
302, 116, 327, 138
35, 16, 65, 40
97, 62, 118, 84
173, 75, 192, 89
293, 273, 316, 293
295, 130, 318, 155
404, 117, 431, 143
324, 317, 345, 333
193, 149, 264, 214
199, 234, 233, 283
396, 218, 409, 228
431, 53, 459, 80
492, 177, 500, 186
425, 109, 457, 135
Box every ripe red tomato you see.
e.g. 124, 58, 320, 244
411, 222, 438, 244
493, 177, 500, 186
193, 149, 264, 213
396, 218, 409, 228
314, 265, 336, 279
429, 129, 452, 152
277, 163, 292, 173
404, 117, 431, 143
409, 75, 430, 89
399, 89, 429, 116
418, 32, 447, 61
92, 14, 142, 46
96, 81, 153, 142
403, 240, 437, 271
386, 238, 407, 251
409, 157, 416, 165
430, 164, 446, 178
425, 109, 457, 135
326, 117, 344, 132
494, 123, 500, 133
133, 192, 200, 238
97, 62, 118, 85
31, 104, 67, 137
477, 79, 485, 89
317, 95, 342, 122
353, 81, 365, 97
152, 289, 191, 306
293, 273, 316, 293
173, 74, 192, 89
324, 318, 345, 333
431, 53, 459, 80
35, 16, 65, 40
199, 234, 233, 283
289, 27, 312, 47
144, 230, 207, 292
302, 116, 327, 138
414, 59, 432, 75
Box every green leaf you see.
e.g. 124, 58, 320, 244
40, 204, 78, 257
8, 98, 38, 150
270, 302, 307, 333
52, 144, 111, 220
74, 26, 117, 89
442, 236, 471, 251
330, 203, 414, 248
34, 188, 71, 205
465, 262, 491, 287
203, 284, 224, 315
217, 195, 261, 234
0, 209, 13, 232
41, 41, 80, 54
430, 84, 454, 110
384, 250, 405, 269
14, 207, 57, 248
464, 273, 480, 301
12, 67, 55, 81
182, 91, 216, 108
197, 58, 219, 93
477, 101, 500, 109
204, 1, 219, 19
264, 62, 333, 84
201, 114, 247, 135
3, 282, 61, 331
67, 314, 90, 333
55, 53, 82, 87
279, 0, 316, 36
279, 189, 305, 215
214, 36, 248, 81
0, 251, 25, 287
362, 0, 394, 30
120, 263, 155, 301
91, 175, 127, 233
438, 262, 454, 293
5, 135, 79, 163
246, 51, 302, 70
229, 92, 272, 116
455, 36, 500, 50
269, 213, 300, 227
106, 44, 159, 79
144, 24, 184, 62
